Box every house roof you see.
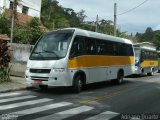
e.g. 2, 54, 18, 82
0, 34, 10, 41
5, 10, 33, 25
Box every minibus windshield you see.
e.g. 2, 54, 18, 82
134, 48, 141, 58
30, 31, 73, 60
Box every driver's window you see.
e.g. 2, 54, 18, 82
70, 36, 85, 57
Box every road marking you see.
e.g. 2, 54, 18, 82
0, 93, 21, 98
85, 111, 119, 120
11, 102, 72, 116
0, 98, 52, 110
33, 105, 94, 120
80, 91, 123, 104
0, 95, 36, 103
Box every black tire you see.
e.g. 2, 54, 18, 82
73, 75, 82, 93
147, 69, 154, 76
39, 85, 48, 91
147, 72, 153, 76
115, 71, 124, 85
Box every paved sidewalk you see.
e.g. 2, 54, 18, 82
0, 76, 31, 93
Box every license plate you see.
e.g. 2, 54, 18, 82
34, 80, 42, 86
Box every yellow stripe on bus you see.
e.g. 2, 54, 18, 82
68, 56, 134, 68
141, 60, 158, 67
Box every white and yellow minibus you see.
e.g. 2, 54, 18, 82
25, 28, 135, 92
134, 46, 158, 75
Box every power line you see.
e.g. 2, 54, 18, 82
118, 0, 149, 16
86, 0, 149, 20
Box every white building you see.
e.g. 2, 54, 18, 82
0, 0, 42, 18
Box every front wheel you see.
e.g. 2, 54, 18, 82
73, 76, 82, 93
147, 72, 153, 76
115, 71, 124, 85
147, 68, 154, 76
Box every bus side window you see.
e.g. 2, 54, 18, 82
85, 37, 96, 55
126, 45, 134, 56
96, 40, 106, 55
141, 51, 146, 60
70, 36, 85, 57
155, 52, 158, 59
119, 43, 126, 56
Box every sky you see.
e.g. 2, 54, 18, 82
58, 0, 160, 34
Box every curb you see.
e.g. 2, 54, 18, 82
0, 86, 34, 93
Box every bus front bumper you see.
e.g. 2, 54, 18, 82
25, 69, 72, 87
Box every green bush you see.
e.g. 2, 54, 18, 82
13, 17, 45, 44
0, 14, 10, 35
0, 66, 11, 83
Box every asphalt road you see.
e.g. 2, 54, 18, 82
0, 73, 160, 120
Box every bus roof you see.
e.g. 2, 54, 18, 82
134, 46, 156, 52
55, 28, 133, 45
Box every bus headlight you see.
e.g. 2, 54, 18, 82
135, 66, 138, 70
53, 68, 65, 72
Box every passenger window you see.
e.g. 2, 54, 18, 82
107, 41, 114, 55
96, 40, 106, 55
126, 45, 134, 56
141, 51, 146, 59
85, 37, 96, 55
119, 43, 126, 56
113, 42, 118, 55
70, 36, 85, 57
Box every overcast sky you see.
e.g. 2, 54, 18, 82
58, 0, 160, 34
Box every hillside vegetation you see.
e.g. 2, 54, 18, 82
0, 0, 159, 48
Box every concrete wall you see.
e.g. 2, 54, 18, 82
9, 43, 33, 62
9, 43, 33, 77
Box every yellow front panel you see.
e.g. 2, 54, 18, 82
141, 60, 158, 67
68, 56, 134, 68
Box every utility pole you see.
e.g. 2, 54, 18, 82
11, 0, 18, 43
95, 14, 98, 32
11, 10, 14, 43
114, 3, 117, 36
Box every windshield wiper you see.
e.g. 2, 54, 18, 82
32, 52, 44, 59
43, 50, 59, 59
31, 52, 44, 59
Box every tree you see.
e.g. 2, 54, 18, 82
0, 14, 10, 35
136, 27, 155, 42
77, 10, 87, 23
144, 27, 154, 42
98, 19, 114, 35
41, 0, 87, 29
13, 17, 45, 44
54, 17, 70, 28
154, 30, 160, 50
27, 17, 45, 44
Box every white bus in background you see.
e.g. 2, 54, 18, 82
25, 28, 135, 93
134, 46, 158, 75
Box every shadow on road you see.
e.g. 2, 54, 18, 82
30, 79, 133, 95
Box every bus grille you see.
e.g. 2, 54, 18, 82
30, 69, 51, 74
31, 76, 49, 81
